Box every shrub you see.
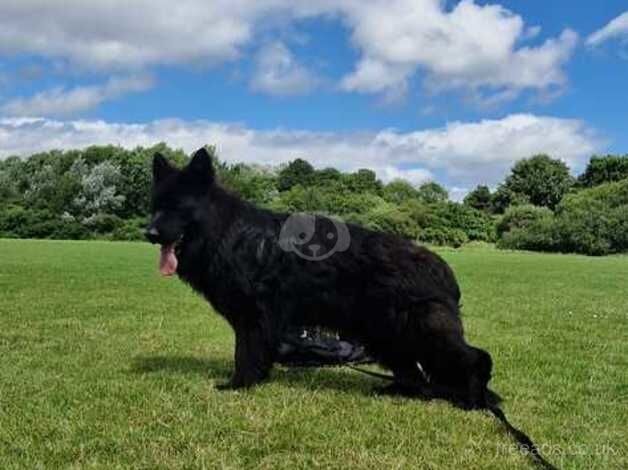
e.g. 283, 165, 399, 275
111, 217, 147, 241
556, 179, 628, 255
268, 185, 326, 213
0, 205, 89, 240
218, 163, 278, 205
496, 204, 553, 237
497, 217, 560, 253
382, 179, 419, 205
490, 185, 530, 214
362, 202, 419, 239
497, 179, 628, 255
608, 205, 628, 251
82, 213, 124, 235
429, 202, 496, 242
419, 227, 468, 247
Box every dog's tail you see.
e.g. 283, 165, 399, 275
348, 366, 558, 470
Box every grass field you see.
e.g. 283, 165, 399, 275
0, 239, 626, 469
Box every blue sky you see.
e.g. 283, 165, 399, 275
0, 1, 627, 197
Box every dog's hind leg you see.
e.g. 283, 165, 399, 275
219, 315, 277, 390
414, 301, 493, 409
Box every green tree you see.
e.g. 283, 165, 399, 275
71, 159, 125, 218
382, 179, 419, 204
277, 159, 315, 191
0, 157, 23, 202
577, 155, 628, 187
502, 154, 574, 209
490, 185, 530, 214
269, 185, 323, 212
311, 167, 343, 187
463, 185, 492, 212
417, 181, 448, 203
217, 162, 278, 205
344, 168, 381, 193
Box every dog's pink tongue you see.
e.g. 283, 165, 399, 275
159, 244, 178, 276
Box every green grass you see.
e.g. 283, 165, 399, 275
1, 239, 626, 469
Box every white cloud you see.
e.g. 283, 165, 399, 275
0, 1, 259, 69
1, 75, 153, 117
0, 1, 576, 103
250, 42, 317, 96
0, 114, 603, 193
586, 11, 628, 46
339, 0, 578, 100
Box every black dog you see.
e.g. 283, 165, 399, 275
146, 147, 491, 407
146, 148, 557, 469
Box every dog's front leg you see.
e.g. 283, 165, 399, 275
218, 317, 275, 390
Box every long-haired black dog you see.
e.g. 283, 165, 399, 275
146, 148, 556, 469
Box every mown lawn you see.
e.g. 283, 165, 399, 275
0, 239, 626, 469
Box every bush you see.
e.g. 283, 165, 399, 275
268, 185, 326, 213
0, 205, 89, 240
83, 213, 124, 235
218, 163, 278, 205
333, 192, 387, 216
361, 202, 419, 239
497, 217, 560, 253
557, 179, 628, 255
490, 185, 530, 214
429, 202, 496, 242
497, 179, 628, 255
496, 204, 553, 238
111, 217, 147, 241
418, 227, 468, 247
608, 205, 628, 250
382, 179, 419, 205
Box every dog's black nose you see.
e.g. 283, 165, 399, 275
144, 227, 160, 244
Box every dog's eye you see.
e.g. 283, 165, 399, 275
299, 232, 307, 240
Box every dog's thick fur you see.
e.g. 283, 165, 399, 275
147, 149, 493, 409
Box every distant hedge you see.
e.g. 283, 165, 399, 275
498, 179, 628, 255
1, 144, 627, 255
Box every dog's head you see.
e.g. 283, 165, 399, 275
145, 147, 215, 275
278, 213, 350, 261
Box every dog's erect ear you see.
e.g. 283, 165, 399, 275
186, 147, 215, 184
153, 153, 176, 182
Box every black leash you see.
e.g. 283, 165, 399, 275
347, 365, 398, 381
348, 365, 558, 470
486, 403, 558, 470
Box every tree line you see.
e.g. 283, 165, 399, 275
0, 144, 626, 255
